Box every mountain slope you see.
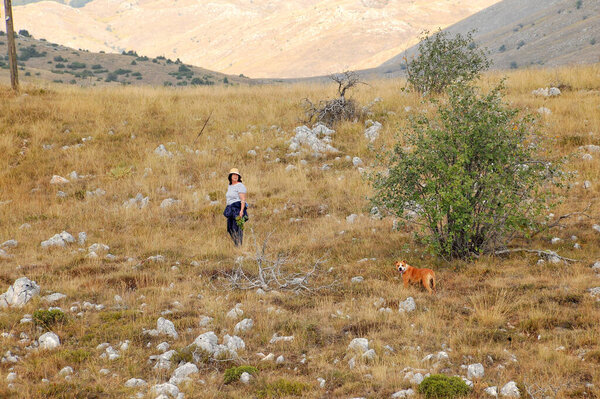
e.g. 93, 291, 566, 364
12, 0, 501, 79
373, 0, 600, 75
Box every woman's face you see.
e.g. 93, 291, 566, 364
231, 174, 239, 183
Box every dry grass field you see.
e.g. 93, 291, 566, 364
0, 64, 599, 399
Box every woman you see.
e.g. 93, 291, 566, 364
223, 168, 248, 246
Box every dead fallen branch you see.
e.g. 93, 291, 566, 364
531, 203, 592, 237
215, 232, 338, 294
494, 248, 578, 263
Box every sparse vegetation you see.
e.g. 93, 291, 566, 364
224, 365, 258, 384
33, 309, 66, 329
67, 62, 86, 69
19, 45, 47, 61
256, 379, 308, 398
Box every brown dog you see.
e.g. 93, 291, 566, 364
395, 260, 436, 294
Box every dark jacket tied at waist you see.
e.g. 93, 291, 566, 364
223, 201, 249, 219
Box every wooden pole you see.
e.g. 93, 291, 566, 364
3, 0, 19, 91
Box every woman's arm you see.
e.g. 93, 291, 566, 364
238, 192, 246, 216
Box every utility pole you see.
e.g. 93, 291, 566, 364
3, 0, 19, 91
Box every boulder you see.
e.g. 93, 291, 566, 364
392, 388, 415, 398
50, 175, 69, 184
348, 338, 369, 353
0, 277, 40, 307
39, 332, 60, 349
169, 362, 198, 385
124, 378, 147, 388
154, 144, 173, 158
364, 121, 382, 142
157, 317, 178, 339
41, 231, 75, 248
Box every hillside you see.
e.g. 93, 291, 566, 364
0, 34, 249, 87
0, 65, 599, 398
371, 0, 600, 76
11, 0, 501, 79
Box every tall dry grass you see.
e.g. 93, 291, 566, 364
0, 65, 599, 398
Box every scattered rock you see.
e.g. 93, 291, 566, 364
364, 121, 382, 142
593, 224, 600, 233
352, 156, 363, 167
351, 276, 364, 283
467, 363, 484, 379
50, 175, 69, 184
583, 154, 593, 161
169, 362, 198, 385
39, 332, 60, 349
41, 231, 75, 248
346, 214, 358, 224
125, 378, 147, 388
584, 180, 591, 189
154, 144, 173, 158
317, 377, 326, 388
537, 107, 551, 116
240, 372, 252, 384
551, 237, 561, 244
226, 303, 244, 319
592, 261, 600, 273
289, 124, 338, 156
160, 198, 181, 208
0, 277, 40, 308
59, 366, 73, 376
579, 144, 600, 153
500, 381, 520, 398
348, 338, 369, 353
43, 293, 66, 303
234, 318, 254, 333
270, 333, 294, 344
1, 240, 17, 249
156, 317, 179, 340
151, 382, 179, 398
588, 287, 600, 300
276, 355, 285, 364
484, 386, 498, 397
392, 388, 416, 398
399, 297, 416, 313
123, 193, 149, 209
362, 349, 376, 361
198, 315, 213, 327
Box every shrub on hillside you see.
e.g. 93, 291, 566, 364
405, 29, 490, 95
67, 62, 86, 69
54, 56, 68, 62
224, 365, 258, 384
372, 82, 563, 259
418, 374, 471, 398
18, 29, 31, 37
19, 45, 47, 61
302, 70, 366, 127
33, 309, 66, 329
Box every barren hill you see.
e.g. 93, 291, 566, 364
11, 0, 500, 79
372, 0, 600, 75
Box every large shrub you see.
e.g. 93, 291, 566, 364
372, 82, 562, 259
419, 374, 471, 398
406, 30, 490, 95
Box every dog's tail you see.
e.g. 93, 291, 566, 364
429, 275, 436, 294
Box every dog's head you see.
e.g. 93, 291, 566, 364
395, 260, 408, 274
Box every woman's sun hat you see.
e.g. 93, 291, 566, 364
228, 168, 241, 178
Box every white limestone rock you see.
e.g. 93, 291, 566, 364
1, 239, 17, 248
226, 303, 243, 319
41, 231, 75, 248
392, 388, 415, 398
160, 198, 181, 208
50, 175, 69, 184
192, 331, 219, 354
485, 386, 498, 397
169, 362, 198, 385
500, 381, 520, 397
467, 363, 484, 379
43, 293, 66, 303
151, 382, 179, 397
269, 333, 294, 344
364, 121, 382, 142
125, 378, 147, 388
154, 144, 173, 158
348, 338, 369, 353
157, 317, 178, 340
399, 297, 416, 313
234, 318, 254, 333
223, 334, 245, 353
0, 277, 40, 308
123, 193, 149, 209
39, 332, 60, 349
240, 371, 252, 384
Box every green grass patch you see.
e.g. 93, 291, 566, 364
418, 374, 471, 399
33, 309, 66, 329
224, 365, 258, 384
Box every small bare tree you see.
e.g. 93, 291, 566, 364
302, 70, 367, 127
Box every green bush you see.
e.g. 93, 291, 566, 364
372, 82, 562, 259
54, 56, 68, 62
405, 29, 490, 95
33, 309, 66, 328
19, 45, 47, 61
256, 379, 308, 398
419, 374, 471, 398
224, 365, 258, 384
67, 62, 86, 69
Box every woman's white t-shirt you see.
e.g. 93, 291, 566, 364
226, 183, 247, 205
